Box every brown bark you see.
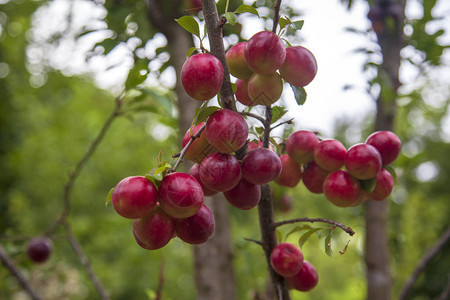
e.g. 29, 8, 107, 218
145, 1, 236, 299
365, 1, 406, 299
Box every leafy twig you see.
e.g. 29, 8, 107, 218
272, 217, 355, 236
168, 123, 206, 173
46, 94, 123, 236
241, 111, 266, 125
0, 244, 42, 300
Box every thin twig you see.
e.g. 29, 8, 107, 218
65, 223, 110, 300
399, 227, 450, 300
241, 111, 266, 126
168, 123, 206, 173
270, 118, 294, 132
272, 217, 355, 236
244, 238, 263, 246
0, 244, 42, 300
46, 95, 123, 236
272, 0, 283, 33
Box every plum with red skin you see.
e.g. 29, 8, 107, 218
223, 178, 261, 210
27, 237, 53, 263
244, 31, 286, 75
176, 204, 215, 244
365, 130, 401, 165
133, 209, 176, 250
286, 261, 319, 292
241, 148, 282, 185
158, 172, 204, 218
205, 109, 249, 154
345, 143, 382, 180
182, 122, 215, 163
247, 72, 283, 106
279, 46, 317, 87
112, 176, 158, 219
275, 154, 302, 188
199, 152, 242, 192
188, 164, 217, 196
314, 139, 346, 171
270, 242, 304, 277
235, 79, 255, 107
365, 168, 394, 201
286, 130, 320, 164
226, 42, 253, 79
181, 53, 223, 101
323, 170, 364, 207
302, 161, 330, 194
247, 139, 263, 151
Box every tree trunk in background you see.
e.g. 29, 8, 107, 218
145, 1, 236, 299
365, 0, 406, 299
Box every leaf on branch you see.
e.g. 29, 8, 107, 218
276, 229, 283, 243
284, 225, 314, 241
125, 59, 149, 91
324, 230, 334, 257
234, 4, 259, 17
105, 188, 114, 207
278, 17, 292, 31
360, 177, 377, 193
145, 174, 163, 186
298, 228, 322, 248
154, 162, 172, 176
291, 85, 307, 106
225, 12, 236, 25
195, 106, 220, 125
383, 165, 398, 182
292, 20, 304, 30
254, 126, 265, 136
186, 47, 198, 58
339, 240, 351, 255
271, 106, 288, 124
175, 16, 201, 38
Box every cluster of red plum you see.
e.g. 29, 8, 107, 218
270, 242, 318, 292
111, 174, 214, 250
181, 30, 317, 105
278, 130, 401, 207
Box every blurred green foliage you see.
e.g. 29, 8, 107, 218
0, 0, 449, 299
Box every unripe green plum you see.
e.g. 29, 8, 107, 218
247, 72, 283, 106
226, 42, 253, 79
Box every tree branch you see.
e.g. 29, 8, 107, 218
65, 223, 110, 300
399, 227, 450, 300
169, 123, 206, 172
45, 95, 122, 236
0, 244, 42, 300
202, 0, 236, 111
272, 217, 355, 236
241, 111, 266, 126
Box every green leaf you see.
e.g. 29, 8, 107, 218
225, 12, 236, 25
186, 47, 198, 58
271, 106, 288, 124
278, 17, 292, 30
324, 231, 333, 257
154, 162, 172, 176
360, 177, 377, 193
291, 85, 307, 105
292, 20, 304, 30
145, 174, 162, 186
276, 229, 283, 243
299, 228, 322, 248
125, 59, 149, 91
140, 88, 174, 115
105, 188, 114, 207
234, 4, 259, 17
175, 16, 200, 38
195, 106, 220, 125
254, 126, 265, 136
383, 165, 397, 182
284, 225, 313, 241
